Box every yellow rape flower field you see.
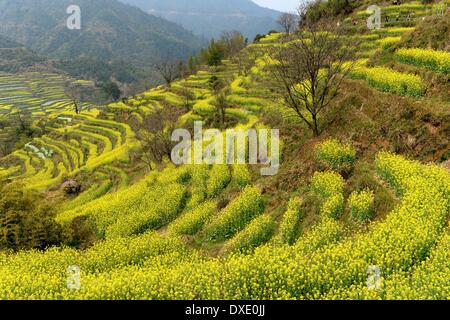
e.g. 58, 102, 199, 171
0, 0, 449, 303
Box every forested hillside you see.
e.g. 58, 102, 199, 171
0, 36, 49, 73
0, 0, 204, 89
119, 0, 281, 39
0, 0, 203, 62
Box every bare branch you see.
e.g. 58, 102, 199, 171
267, 22, 358, 136
277, 13, 298, 35
155, 60, 181, 87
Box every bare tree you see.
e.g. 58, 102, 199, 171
0, 108, 33, 158
65, 84, 83, 114
234, 47, 258, 77
213, 91, 229, 129
220, 31, 247, 58
277, 12, 297, 35
0, 130, 15, 158
178, 86, 196, 112
64, 81, 97, 114
133, 104, 184, 170
155, 60, 181, 87
268, 22, 357, 137
14, 107, 32, 133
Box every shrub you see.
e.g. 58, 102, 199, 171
67, 216, 98, 249
254, 34, 266, 43
295, 217, 344, 252
203, 186, 264, 241
223, 215, 275, 254
321, 193, 344, 220
168, 201, 217, 236
186, 164, 210, 208
62, 179, 82, 195
348, 189, 375, 223
278, 197, 303, 245
0, 184, 65, 250
206, 164, 231, 197
316, 139, 356, 170
311, 171, 345, 199
232, 165, 251, 188
176, 167, 192, 185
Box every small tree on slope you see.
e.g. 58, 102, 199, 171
268, 22, 357, 137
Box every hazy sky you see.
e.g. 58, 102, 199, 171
252, 0, 304, 12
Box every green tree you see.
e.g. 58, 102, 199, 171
188, 55, 197, 74
208, 75, 230, 128
201, 40, 225, 67
0, 184, 64, 251
101, 81, 122, 101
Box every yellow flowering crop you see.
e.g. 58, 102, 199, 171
396, 48, 450, 74
278, 197, 303, 245
349, 189, 375, 223
315, 139, 356, 170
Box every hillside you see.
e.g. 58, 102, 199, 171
118, 0, 281, 39
0, 0, 203, 62
0, 0, 449, 300
0, 34, 137, 90
0, 35, 51, 73
0, 35, 22, 49
0, 0, 204, 87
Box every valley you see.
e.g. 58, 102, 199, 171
0, 0, 448, 301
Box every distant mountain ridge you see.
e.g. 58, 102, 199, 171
0, 0, 206, 89
0, 35, 50, 73
0, 35, 23, 49
0, 0, 204, 67
118, 0, 282, 39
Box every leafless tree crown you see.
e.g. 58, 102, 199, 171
155, 60, 181, 86
277, 13, 297, 35
268, 23, 358, 136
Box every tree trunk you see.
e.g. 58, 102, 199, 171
312, 114, 319, 137
222, 108, 225, 128
74, 101, 80, 114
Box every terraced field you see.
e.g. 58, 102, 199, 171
250, 3, 448, 100
0, 110, 137, 190
0, 72, 90, 117
0, 0, 448, 300
347, 0, 450, 29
